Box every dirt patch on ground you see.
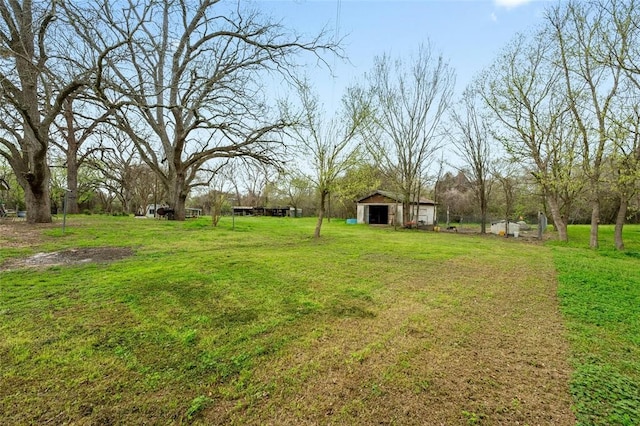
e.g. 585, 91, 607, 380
1, 221, 134, 270
0, 221, 57, 248
1, 247, 135, 271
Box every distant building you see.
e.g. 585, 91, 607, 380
356, 190, 437, 227
185, 208, 202, 218
145, 204, 167, 218
232, 206, 300, 217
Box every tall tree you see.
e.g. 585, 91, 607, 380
289, 83, 368, 238
609, 102, 640, 250
449, 88, 494, 233
238, 162, 277, 208
364, 43, 455, 225
333, 163, 381, 218
51, 93, 113, 214
279, 173, 313, 217
0, 1, 86, 223
605, 0, 640, 87
479, 31, 581, 242
86, 131, 163, 215
602, 0, 640, 249
492, 160, 520, 229
547, 0, 625, 248
71, 0, 337, 220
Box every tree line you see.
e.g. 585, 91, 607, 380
2, 0, 640, 248
473, 0, 640, 249
0, 0, 337, 222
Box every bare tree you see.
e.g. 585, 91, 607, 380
289, 83, 368, 238
86, 132, 164, 214
479, 31, 581, 242
608, 102, 640, 250
599, 0, 640, 249
279, 173, 313, 217
50, 92, 113, 214
546, 0, 625, 248
239, 162, 277, 208
69, 0, 337, 220
492, 160, 520, 230
604, 0, 640, 87
0, 1, 87, 223
449, 89, 494, 233
364, 43, 455, 226
208, 170, 233, 227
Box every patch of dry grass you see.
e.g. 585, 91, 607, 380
212, 248, 574, 425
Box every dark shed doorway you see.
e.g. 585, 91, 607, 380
368, 205, 388, 224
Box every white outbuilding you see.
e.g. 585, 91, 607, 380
356, 190, 437, 227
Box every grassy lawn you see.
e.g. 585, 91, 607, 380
0, 216, 633, 424
549, 226, 640, 425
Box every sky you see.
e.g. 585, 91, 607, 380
256, 0, 557, 111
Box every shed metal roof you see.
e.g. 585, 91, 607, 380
357, 190, 436, 205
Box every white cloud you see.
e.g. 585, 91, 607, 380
493, 0, 533, 8
490, 12, 498, 22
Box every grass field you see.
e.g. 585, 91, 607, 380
549, 226, 640, 425
0, 216, 637, 424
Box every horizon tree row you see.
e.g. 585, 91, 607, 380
3, 0, 640, 250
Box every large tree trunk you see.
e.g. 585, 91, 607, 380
13, 144, 53, 224
402, 202, 408, 226
479, 191, 488, 234
24, 173, 52, 224
614, 197, 628, 251
402, 191, 412, 226
168, 169, 188, 220
547, 196, 568, 242
169, 185, 187, 221
173, 194, 187, 221
314, 191, 327, 238
0, 2, 84, 224
20, 132, 52, 224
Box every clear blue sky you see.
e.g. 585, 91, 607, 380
257, 0, 555, 110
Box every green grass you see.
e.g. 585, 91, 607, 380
1, 216, 482, 423
1, 216, 639, 424
549, 225, 640, 425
